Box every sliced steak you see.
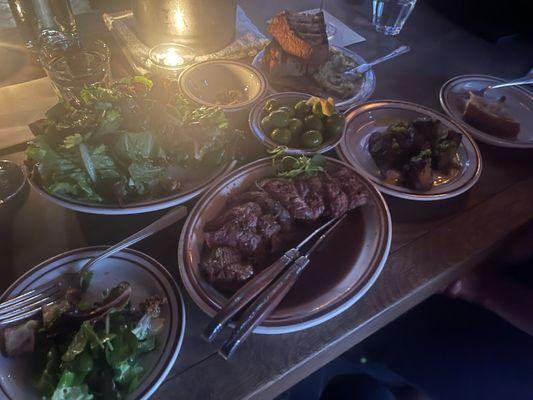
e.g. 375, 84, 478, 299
201, 246, 254, 283
258, 178, 314, 220
204, 202, 263, 255
295, 175, 326, 220
331, 168, 368, 209
321, 175, 349, 217
228, 190, 292, 231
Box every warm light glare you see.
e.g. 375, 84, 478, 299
162, 48, 184, 67
173, 7, 186, 34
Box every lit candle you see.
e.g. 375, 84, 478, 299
148, 43, 195, 72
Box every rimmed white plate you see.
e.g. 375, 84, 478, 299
439, 74, 533, 149
252, 45, 376, 110
0, 247, 185, 400
27, 160, 235, 215
178, 157, 391, 334
336, 100, 482, 201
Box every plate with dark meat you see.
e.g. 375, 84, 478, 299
440, 75, 533, 149
336, 100, 482, 201
252, 11, 376, 110
178, 156, 391, 334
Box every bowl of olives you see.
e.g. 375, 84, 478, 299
249, 92, 346, 155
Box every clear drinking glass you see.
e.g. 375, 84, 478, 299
372, 0, 417, 36
39, 39, 111, 102
7, 0, 77, 49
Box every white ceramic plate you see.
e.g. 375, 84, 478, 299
0, 247, 185, 400
178, 157, 391, 334
27, 160, 235, 215
439, 74, 533, 149
336, 100, 482, 201
252, 45, 376, 110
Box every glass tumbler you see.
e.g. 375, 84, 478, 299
372, 0, 417, 36
39, 38, 111, 102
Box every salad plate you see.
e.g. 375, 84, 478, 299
252, 46, 376, 111
336, 100, 482, 201
25, 76, 240, 215
178, 157, 391, 334
439, 74, 533, 149
0, 247, 185, 400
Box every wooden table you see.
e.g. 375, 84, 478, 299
1, 1, 532, 399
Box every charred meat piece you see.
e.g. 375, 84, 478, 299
267, 11, 329, 64
201, 246, 254, 283
204, 202, 263, 255
403, 149, 433, 190
433, 130, 461, 171
258, 178, 314, 220
412, 118, 447, 144
463, 92, 520, 138
228, 190, 292, 231
331, 168, 368, 209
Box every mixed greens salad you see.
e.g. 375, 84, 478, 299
26, 76, 237, 205
2, 283, 165, 399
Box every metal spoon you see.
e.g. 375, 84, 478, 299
476, 74, 533, 96
344, 45, 410, 77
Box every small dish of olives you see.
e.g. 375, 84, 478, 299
249, 92, 346, 155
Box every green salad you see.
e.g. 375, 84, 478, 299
2, 283, 165, 399
26, 76, 236, 205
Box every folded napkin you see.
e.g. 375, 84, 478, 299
102, 6, 269, 75
0, 77, 57, 150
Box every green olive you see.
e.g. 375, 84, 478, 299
304, 114, 324, 131
269, 109, 290, 128
287, 118, 304, 136
294, 100, 312, 117
312, 102, 324, 118
301, 130, 324, 148
260, 115, 274, 133
325, 113, 345, 138
265, 99, 280, 113
270, 128, 292, 145
278, 106, 295, 118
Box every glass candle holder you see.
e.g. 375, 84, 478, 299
148, 43, 196, 79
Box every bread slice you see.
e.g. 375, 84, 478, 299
463, 92, 520, 138
267, 11, 329, 64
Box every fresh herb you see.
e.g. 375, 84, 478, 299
26, 76, 234, 205
269, 146, 326, 178
28, 286, 166, 400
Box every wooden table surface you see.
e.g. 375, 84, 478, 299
1, 1, 532, 399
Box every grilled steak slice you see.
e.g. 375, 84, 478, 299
321, 175, 349, 217
228, 191, 292, 231
258, 178, 314, 220
204, 202, 263, 255
294, 175, 326, 220
331, 168, 368, 209
267, 11, 329, 64
201, 246, 254, 283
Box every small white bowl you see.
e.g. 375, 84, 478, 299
178, 60, 268, 120
249, 92, 346, 156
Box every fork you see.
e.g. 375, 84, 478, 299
0, 205, 187, 328
344, 45, 410, 78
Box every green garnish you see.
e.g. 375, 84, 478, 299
269, 146, 326, 178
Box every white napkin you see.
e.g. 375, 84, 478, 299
0, 77, 57, 150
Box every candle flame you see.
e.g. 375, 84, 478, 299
162, 48, 184, 67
